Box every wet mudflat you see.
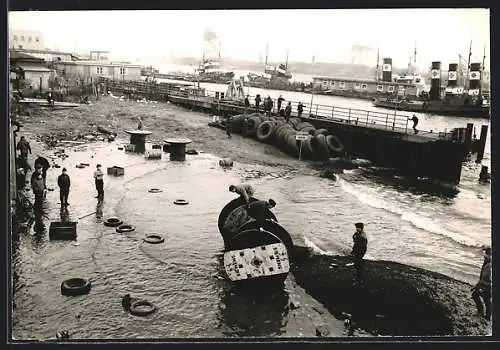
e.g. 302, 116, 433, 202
12, 96, 491, 338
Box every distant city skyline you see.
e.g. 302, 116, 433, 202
9, 9, 490, 69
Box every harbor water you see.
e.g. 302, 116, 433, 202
12, 94, 490, 339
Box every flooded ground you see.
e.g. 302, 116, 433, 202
11, 96, 491, 339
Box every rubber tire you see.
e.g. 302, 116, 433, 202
144, 234, 165, 244
218, 197, 278, 243
104, 217, 123, 227
173, 199, 189, 205
129, 300, 157, 317
301, 126, 316, 136
314, 128, 329, 136
326, 134, 345, 155
116, 224, 136, 233
311, 134, 330, 160
148, 188, 162, 193
61, 278, 91, 296
256, 121, 275, 142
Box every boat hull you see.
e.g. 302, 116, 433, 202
373, 100, 490, 119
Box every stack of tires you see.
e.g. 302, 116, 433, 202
218, 113, 346, 160
218, 197, 294, 288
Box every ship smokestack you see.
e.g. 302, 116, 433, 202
468, 62, 481, 96
429, 61, 441, 101
382, 58, 392, 82
447, 63, 458, 88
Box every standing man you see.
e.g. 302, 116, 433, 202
297, 102, 304, 117
226, 115, 233, 139
17, 136, 32, 171
255, 94, 262, 111
246, 199, 276, 230
351, 222, 368, 284
137, 116, 143, 130
31, 164, 46, 207
408, 114, 419, 134
285, 102, 292, 122
57, 168, 71, 207
229, 184, 255, 204
93, 164, 104, 200
34, 155, 50, 189
471, 246, 491, 320
244, 95, 250, 114
277, 95, 284, 113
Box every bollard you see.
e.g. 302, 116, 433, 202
163, 137, 192, 161
217, 197, 292, 287
125, 130, 152, 153
475, 125, 488, 163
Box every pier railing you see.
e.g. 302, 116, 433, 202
99, 78, 454, 140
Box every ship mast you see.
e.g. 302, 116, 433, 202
285, 49, 289, 69
466, 40, 472, 89
458, 53, 462, 86
481, 45, 486, 95
375, 48, 379, 81
265, 43, 269, 72
413, 41, 417, 75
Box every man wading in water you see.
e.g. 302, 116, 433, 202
229, 184, 255, 204
351, 222, 368, 285
471, 246, 491, 320
93, 164, 104, 200
246, 199, 276, 231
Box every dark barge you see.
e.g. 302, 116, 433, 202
99, 78, 488, 185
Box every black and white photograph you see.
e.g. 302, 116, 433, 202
8, 8, 492, 340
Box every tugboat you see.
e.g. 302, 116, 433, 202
247, 45, 294, 90
195, 59, 234, 83
374, 46, 490, 119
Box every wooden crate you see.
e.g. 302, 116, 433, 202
107, 166, 125, 176
49, 221, 77, 240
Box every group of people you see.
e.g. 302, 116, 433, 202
228, 182, 491, 320
15, 135, 106, 212
242, 94, 304, 119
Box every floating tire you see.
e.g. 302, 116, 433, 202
314, 128, 329, 136
104, 217, 123, 227
311, 134, 330, 160
61, 278, 91, 296
116, 224, 135, 233
326, 134, 345, 155
129, 300, 157, 317
256, 121, 275, 142
173, 199, 189, 205
148, 188, 162, 193
143, 234, 165, 244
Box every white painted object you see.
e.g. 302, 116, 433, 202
224, 242, 290, 281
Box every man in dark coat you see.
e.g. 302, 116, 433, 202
255, 94, 261, 111
226, 115, 233, 138
297, 102, 304, 117
285, 102, 292, 121
31, 164, 46, 207
351, 222, 368, 284
34, 155, 50, 188
244, 95, 250, 113
277, 95, 284, 112
57, 168, 71, 207
471, 247, 491, 320
17, 136, 32, 170
408, 114, 419, 134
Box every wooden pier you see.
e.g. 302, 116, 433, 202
99, 78, 480, 184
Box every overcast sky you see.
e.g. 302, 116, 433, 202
9, 9, 490, 69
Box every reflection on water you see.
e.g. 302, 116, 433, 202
96, 200, 104, 223
60, 207, 70, 222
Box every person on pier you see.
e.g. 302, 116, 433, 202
277, 95, 284, 113
229, 184, 255, 204
408, 115, 419, 134
297, 102, 304, 117
255, 94, 262, 111
471, 246, 491, 320
351, 222, 368, 285
285, 102, 292, 121
137, 116, 143, 130
244, 95, 250, 114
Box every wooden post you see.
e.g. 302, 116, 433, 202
475, 125, 489, 163
385, 113, 389, 130
39, 76, 42, 95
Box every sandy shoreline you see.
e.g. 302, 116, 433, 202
12, 96, 490, 337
